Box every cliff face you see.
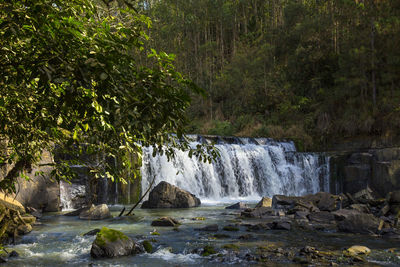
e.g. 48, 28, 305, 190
329, 148, 400, 197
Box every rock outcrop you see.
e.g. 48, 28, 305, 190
141, 181, 201, 208
225, 202, 248, 209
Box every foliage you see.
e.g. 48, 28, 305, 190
139, 0, 400, 150
0, 0, 217, 194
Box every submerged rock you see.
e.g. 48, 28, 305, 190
225, 202, 248, 209
141, 181, 201, 209
79, 204, 112, 220
151, 217, 180, 227
90, 227, 144, 258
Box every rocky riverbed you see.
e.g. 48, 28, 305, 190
2, 182, 400, 266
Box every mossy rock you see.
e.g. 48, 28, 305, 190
202, 245, 217, 256
94, 227, 129, 247
192, 217, 206, 221
142, 240, 153, 253
223, 225, 239, 231
222, 244, 240, 251
213, 234, 230, 239
151, 231, 160, 236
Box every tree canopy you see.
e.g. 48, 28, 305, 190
0, 0, 215, 194
139, 0, 400, 150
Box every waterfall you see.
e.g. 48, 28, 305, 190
141, 135, 330, 203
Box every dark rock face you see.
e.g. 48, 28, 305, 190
90, 227, 144, 258
225, 202, 249, 209
79, 204, 112, 220
308, 211, 335, 224
141, 181, 201, 209
241, 207, 275, 218
151, 217, 180, 227
337, 213, 380, 234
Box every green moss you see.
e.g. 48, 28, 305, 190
202, 245, 217, 256
151, 231, 160, 236
213, 234, 230, 239
142, 240, 153, 253
192, 217, 206, 221
223, 244, 240, 251
94, 227, 128, 247
223, 225, 239, 231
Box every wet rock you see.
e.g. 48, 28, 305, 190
83, 229, 101, 236
241, 207, 275, 218
64, 205, 93, 216
238, 234, 254, 240
26, 207, 42, 219
90, 227, 144, 258
337, 213, 380, 234
312, 192, 341, 211
223, 225, 239, 231
270, 221, 291, 230
142, 240, 153, 253
379, 204, 390, 216
141, 181, 200, 209
255, 197, 272, 208
197, 224, 219, 232
192, 217, 206, 221
346, 245, 371, 256
300, 246, 317, 255
246, 223, 271, 231
8, 250, 19, 258
225, 202, 248, 209
79, 204, 112, 220
201, 245, 217, 256
308, 211, 335, 224
151, 217, 180, 227
0, 257, 7, 263
331, 209, 360, 221
214, 233, 230, 239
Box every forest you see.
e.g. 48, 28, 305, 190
138, 0, 400, 150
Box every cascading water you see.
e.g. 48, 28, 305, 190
141, 135, 330, 203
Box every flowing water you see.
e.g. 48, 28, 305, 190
6, 206, 400, 266
141, 136, 330, 203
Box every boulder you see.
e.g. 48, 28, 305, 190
255, 197, 272, 208
337, 213, 380, 234
83, 229, 101, 236
272, 195, 300, 209
270, 221, 291, 230
79, 204, 112, 220
353, 187, 374, 204
151, 217, 180, 227
64, 205, 93, 216
225, 202, 248, 209
294, 211, 309, 220
90, 227, 144, 258
331, 209, 360, 221
141, 181, 200, 209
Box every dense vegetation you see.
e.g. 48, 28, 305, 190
0, 0, 215, 194
139, 0, 400, 150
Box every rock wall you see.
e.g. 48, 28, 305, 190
329, 147, 400, 197
14, 151, 60, 212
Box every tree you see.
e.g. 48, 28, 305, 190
0, 0, 216, 194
